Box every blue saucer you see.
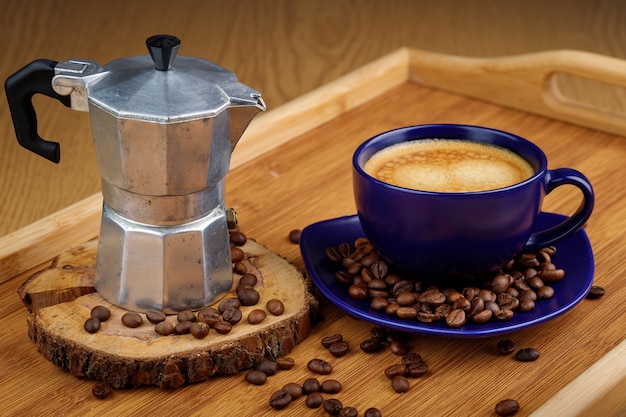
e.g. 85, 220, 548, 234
300, 212, 594, 338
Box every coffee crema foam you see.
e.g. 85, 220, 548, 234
363, 139, 535, 192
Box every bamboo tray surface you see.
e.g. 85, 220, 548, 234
1, 48, 625, 416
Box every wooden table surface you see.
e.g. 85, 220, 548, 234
1, 2, 626, 417
2, 0, 626, 236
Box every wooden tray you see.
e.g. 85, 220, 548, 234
1, 48, 625, 416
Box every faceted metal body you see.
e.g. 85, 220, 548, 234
51, 43, 264, 313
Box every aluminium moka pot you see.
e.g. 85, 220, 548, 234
5, 35, 266, 313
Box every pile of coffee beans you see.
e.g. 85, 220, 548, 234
326, 238, 566, 328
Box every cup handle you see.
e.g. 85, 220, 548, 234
524, 168, 594, 251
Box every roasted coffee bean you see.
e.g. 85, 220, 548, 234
389, 340, 407, 356
326, 246, 343, 263
396, 290, 416, 306
213, 320, 233, 334
348, 283, 368, 300
518, 297, 535, 312
121, 312, 143, 328
538, 268, 565, 283
497, 339, 515, 355
467, 297, 485, 317
269, 389, 292, 410
526, 275, 544, 289
370, 261, 389, 280
516, 347, 540, 362
321, 333, 344, 348
401, 352, 423, 365
233, 262, 247, 275
323, 398, 344, 416
230, 231, 247, 246
237, 287, 260, 306
452, 297, 471, 312
282, 382, 302, 400
360, 254, 379, 268
446, 309, 466, 328
245, 370, 267, 385
492, 274, 512, 293
307, 358, 333, 375
494, 309, 514, 321
346, 262, 362, 276
266, 299, 285, 316
276, 357, 295, 370
230, 246, 245, 263
91, 305, 111, 322
364, 408, 382, 417
391, 375, 410, 393
495, 399, 520, 416
586, 285, 606, 299
198, 306, 221, 322
519, 289, 537, 301
384, 364, 407, 379
406, 362, 428, 378
190, 321, 210, 339
321, 379, 342, 394
385, 273, 401, 287
306, 392, 324, 408
302, 377, 321, 394
221, 307, 242, 325
154, 321, 175, 336
145, 310, 166, 324
370, 326, 388, 340
328, 341, 350, 357
247, 309, 266, 324
84, 317, 101, 334
391, 280, 414, 296
288, 229, 301, 244
239, 273, 258, 287
335, 271, 353, 285
218, 297, 241, 313
339, 406, 359, 417
177, 310, 196, 323
92, 382, 112, 399
385, 302, 400, 316
360, 337, 384, 353
471, 309, 492, 323
370, 297, 389, 310
395, 306, 417, 320
536, 285, 555, 300
255, 359, 279, 376
175, 320, 192, 334
420, 289, 446, 306
367, 278, 387, 290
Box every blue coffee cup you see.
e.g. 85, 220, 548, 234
353, 124, 594, 281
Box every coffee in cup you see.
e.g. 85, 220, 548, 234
352, 124, 594, 281
363, 139, 535, 193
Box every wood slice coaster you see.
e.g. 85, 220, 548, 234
18, 239, 318, 389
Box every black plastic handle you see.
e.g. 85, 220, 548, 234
5, 59, 72, 163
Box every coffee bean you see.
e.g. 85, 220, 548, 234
307, 358, 333, 375
305, 392, 323, 408
121, 312, 143, 328
401, 352, 423, 365
536, 286, 554, 300
255, 359, 278, 376
339, 406, 358, 417
326, 246, 343, 263
348, 283, 368, 300
91, 305, 111, 322
175, 320, 192, 334
221, 307, 242, 325
154, 321, 175, 336
384, 364, 407, 379
213, 320, 233, 334
395, 306, 417, 320
321, 379, 342, 394
445, 309, 466, 328
370, 261, 389, 280
538, 268, 565, 283
233, 261, 248, 275
494, 309, 514, 321
198, 307, 221, 325
282, 382, 302, 400
266, 299, 285, 316
323, 398, 343, 416
495, 399, 520, 416
84, 317, 101, 333
302, 377, 321, 394
237, 287, 260, 306
471, 309, 492, 323
288, 229, 301, 244
190, 322, 209, 339
231, 246, 245, 263
145, 310, 166, 324
92, 382, 112, 399
586, 285, 605, 299
518, 297, 535, 312
328, 341, 350, 357
497, 339, 515, 355
364, 408, 382, 417
218, 297, 241, 313
516, 347, 540, 362
269, 389, 292, 410
239, 273, 258, 287
360, 337, 384, 353
245, 370, 267, 385
406, 362, 428, 378
391, 375, 410, 393
177, 310, 196, 323
230, 231, 247, 246
247, 309, 266, 324
389, 340, 407, 356
276, 357, 295, 370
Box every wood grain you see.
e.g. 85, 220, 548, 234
3, 0, 626, 236
0, 53, 624, 415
